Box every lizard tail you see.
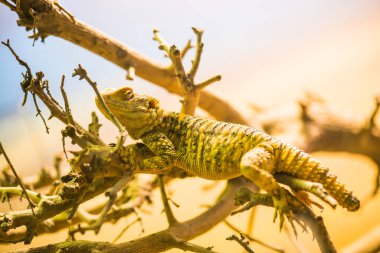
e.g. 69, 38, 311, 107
278, 144, 360, 211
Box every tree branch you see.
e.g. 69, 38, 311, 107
5, 0, 247, 124
298, 96, 380, 194
4, 178, 247, 253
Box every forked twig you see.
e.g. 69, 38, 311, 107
152, 29, 221, 115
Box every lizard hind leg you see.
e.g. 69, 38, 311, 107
240, 143, 278, 191
240, 143, 293, 229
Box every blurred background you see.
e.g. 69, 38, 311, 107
1, 0, 380, 252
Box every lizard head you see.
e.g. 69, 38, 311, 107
96, 87, 164, 139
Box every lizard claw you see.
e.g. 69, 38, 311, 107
293, 189, 324, 210
232, 187, 307, 235
272, 187, 295, 231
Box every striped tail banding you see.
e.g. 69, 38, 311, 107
277, 144, 360, 211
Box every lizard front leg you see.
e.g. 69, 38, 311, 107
137, 130, 178, 174
240, 142, 293, 229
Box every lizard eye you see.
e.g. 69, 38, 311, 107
148, 98, 159, 109
123, 90, 134, 100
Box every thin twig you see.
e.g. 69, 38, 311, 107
181, 39, 193, 59
158, 175, 178, 226
3, 41, 104, 147
196, 75, 222, 90
2, 41, 49, 134
59, 77, 78, 157
0, 143, 35, 215
60, 75, 75, 126
188, 27, 204, 80
226, 234, 255, 253
169, 45, 191, 94
152, 30, 193, 95
152, 29, 171, 53
72, 64, 127, 147
0, 186, 46, 204
43, 80, 63, 111
69, 173, 133, 237
365, 95, 380, 131
224, 220, 284, 253
112, 215, 142, 243
31, 92, 50, 133
1, 40, 32, 78
54, 1, 75, 21
6, 3, 250, 124
152, 30, 218, 115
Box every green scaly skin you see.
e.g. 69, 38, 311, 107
96, 87, 360, 218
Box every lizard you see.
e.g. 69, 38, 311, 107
95, 86, 360, 225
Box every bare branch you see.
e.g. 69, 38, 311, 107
364, 95, 380, 131
226, 234, 255, 253
196, 75, 222, 91
181, 39, 193, 58
31, 91, 50, 133
297, 95, 380, 195
158, 175, 178, 226
224, 220, 284, 253
1, 40, 32, 79
0, 187, 45, 205
4, 0, 247, 124
188, 27, 204, 80
60, 75, 75, 126
68, 173, 133, 237
3, 178, 247, 253
152, 29, 171, 53
112, 211, 143, 243
0, 143, 35, 215
2, 41, 104, 147
73, 64, 127, 148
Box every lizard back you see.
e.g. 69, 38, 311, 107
159, 112, 271, 180
157, 112, 359, 211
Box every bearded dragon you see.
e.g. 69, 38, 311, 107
96, 87, 360, 224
